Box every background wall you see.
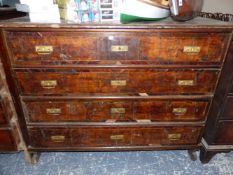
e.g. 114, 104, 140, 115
2, 0, 233, 14
202, 0, 233, 13
3, 0, 19, 6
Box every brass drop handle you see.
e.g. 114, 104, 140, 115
111, 80, 127, 86
110, 108, 125, 118
183, 46, 201, 54
177, 80, 194, 86
168, 134, 182, 141
110, 108, 126, 114
46, 108, 62, 115
51, 135, 65, 142
172, 108, 187, 115
35, 45, 53, 54
111, 45, 128, 52
110, 135, 124, 140
41, 80, 57, 89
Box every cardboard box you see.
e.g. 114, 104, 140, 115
29, 12, 60, 23
19, 0, 55, 6
16, 3, 59, 13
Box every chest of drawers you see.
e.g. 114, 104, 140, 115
200, 41, 233, 163
0, 18, 232, 163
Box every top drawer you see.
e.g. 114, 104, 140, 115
5, 31, 228, 66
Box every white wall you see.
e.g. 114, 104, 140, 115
202, 0, 233, 13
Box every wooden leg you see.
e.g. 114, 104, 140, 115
24, 151, 40, 165
188, 149, 198, 161
200, 147, 217, 164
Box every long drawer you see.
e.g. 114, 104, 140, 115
23, 99, 209, 123
28, 126, 202, 148
15, 69, 219, 95
5, 31, 228, 66
0, 129, 16, 151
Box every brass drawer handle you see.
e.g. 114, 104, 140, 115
35, 45, 53, 54
183, 46, 201, 54
111, 45, 128, 52
111, 80, 127, 86
46, 108, 61, 115
110, 108, 126, 114
110, 135, 124, 140
168, 134, 182, 141
177, 80, 194, 86
172, 108, 187, 115
51, 135, 65, 142
41, 80, 57, 89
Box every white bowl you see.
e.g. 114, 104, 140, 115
121, 0, 170, 23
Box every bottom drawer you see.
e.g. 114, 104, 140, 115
215, 122, 233, 145
0, 129, 16, 151
28, 126, 202, 148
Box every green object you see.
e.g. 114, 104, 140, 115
120, 13, 165, 24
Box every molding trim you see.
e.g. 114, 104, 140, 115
202, 138, 233, 151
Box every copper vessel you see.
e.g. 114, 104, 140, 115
169, 0, 203, 21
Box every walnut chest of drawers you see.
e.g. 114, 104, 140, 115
0, 18, 232, 162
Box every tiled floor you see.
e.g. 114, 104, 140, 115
0, 151, 233, 175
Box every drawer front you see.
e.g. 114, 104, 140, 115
28, 126, 202, 148
139, 33, 226, 64
16, 69, 219, 95
6, 31, 98, 66
215, 122, 233, 145
0, 129, 16, 151
24, 99, 209, 123
6, 31, 228, 66
220, 97, 233, 120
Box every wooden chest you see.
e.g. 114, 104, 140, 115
0, 18, 232, 163
201, 41, 233, 163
